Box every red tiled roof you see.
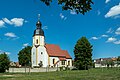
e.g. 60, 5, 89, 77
112, 58, 117, 61
61, 50, 71, 59
45, 44, 72, 59
59, 57, 66, 61
94, 58, 112, 64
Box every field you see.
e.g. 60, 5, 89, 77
0, 68, 120, 80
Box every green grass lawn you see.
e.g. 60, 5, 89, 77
0, 68, 120, 80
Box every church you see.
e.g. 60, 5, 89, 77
31, 17, 72, 68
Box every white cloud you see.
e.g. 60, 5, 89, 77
105, 3, 120, 18
70, 10, 77, 15
113, 15, 120, 19
64, 17, 67, 20
0, 20, 5, 28
22, 43, 29, 48
11, 18, 24, 26
0, 50, 2, 53
2, 18, 25, 27
5, 52, 11, 55
106, 37, 117, 42
91, 37, 99, 40
3, 18, 12, 25
23, 43, 29, 47
0, 50, 10, 55
90, 35, 108, 41
4, 32, 17, 38
60, 13, 67, 20
24, 20, 28, 23
97, 10, 101, 15
60, 13, 64, 19
106, 28, 113, 33
114, 40, 120, 44
105, 0, 110, 3
115, 27, 120, 35
101, 34, 108, 37
42, 26, 48, 30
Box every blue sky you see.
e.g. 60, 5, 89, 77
0, 0, 120, 61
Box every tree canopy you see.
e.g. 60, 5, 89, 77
40, 0, 93, 15
117, 56, 120, 66
117, 56, 120, 61
18, 46, 32, 66
74, 37, 92, 70
0, 53, 10, 73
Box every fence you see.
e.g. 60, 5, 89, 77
8, 67, 58, 73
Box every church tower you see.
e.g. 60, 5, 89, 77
33, 17, 45, 47
31, 15, 48, 67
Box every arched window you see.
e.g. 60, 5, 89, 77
68, 61, 70, 66
61, 61, 65, 65
53, 59, 55, 64
41, 52, 43, 54
36, 39, 38, 44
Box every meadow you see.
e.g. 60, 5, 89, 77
0, 68, 120, 80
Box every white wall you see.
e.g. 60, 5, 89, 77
59, 61, 67, 67
33, 36, 45, 46
37, 46, 48, 67
40, 36, 45, 46
66, 59, 72, 67
32, 34, 46, 67
49, 57, 59, 67
49, 57, 72, 67
95, 63, 120, 68
31, 46, 49, 67
31, 46, 37, 67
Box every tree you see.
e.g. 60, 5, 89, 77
109, 60, 114, 68
18, 46, 32, 66
0, 53, 10, 73
40, 0, 94, 15
117, 56, 120, 66
101, 60, 107, 67
74, 37, 92, 70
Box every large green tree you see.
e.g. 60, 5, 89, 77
40, 0, 93, 15
0, 53, 10, 73
74, 37, 92, 70
117, 56, 120, 66
18, 46, 32, 66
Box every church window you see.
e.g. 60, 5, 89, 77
41, 52, 43, 54
36, 39, 38, 44
68, 61, 70, 66
53, 59, 55, 64
61, 61, 65, 65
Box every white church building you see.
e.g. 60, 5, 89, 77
31, 18, 72, 68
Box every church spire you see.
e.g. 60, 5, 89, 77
36, 14, 42, 29
33, 14, 44, 36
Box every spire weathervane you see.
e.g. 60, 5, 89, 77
38, 14, 40, 20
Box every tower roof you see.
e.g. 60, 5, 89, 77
33, 15, 44, 36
